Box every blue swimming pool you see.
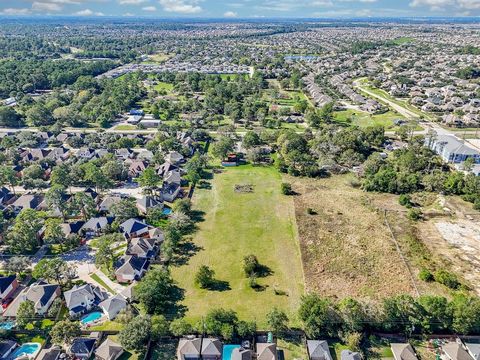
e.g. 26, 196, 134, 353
162, 207, 172, 215
80, 311, 103, 325
222, 345, 241, 360
0, 321, 14, 330
11, 343, 41, 359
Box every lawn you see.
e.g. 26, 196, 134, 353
90, 273, 115, 294
171, 165, 305, 328
334, 108, 406, 129
154, 81, 174, 92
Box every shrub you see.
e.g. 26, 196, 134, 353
418, 269, 434, 282
243, 254, 260, 277
195, 265, 215, 289
281, 182, 293, 195
407, 208, 422, 221
399, 194, 413, 208
307, 208, 317, 215
434, 270, 460, 289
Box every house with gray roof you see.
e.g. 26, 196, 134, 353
391, 343, 418, 360
231, 348, 253, 360
64, 284, 108, 317
99, 294, 128, 320
4, 280, 60, 317
95, 338, 124, 360
201, 339, 222, 360
256, 343, 277, 360
177, 337, 202, 360
442, 341, 473, 360
341, 350, 361, 360
307, 340, 333, 360
426, 134, 480, 165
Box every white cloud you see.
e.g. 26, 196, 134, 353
409, 0, 454, 9
0, 7, 31, 14
119, 0, 148, 4
458, 0, 480, 9
223, 10, 237, 17
75, 8, 104, 15
158, 0, 202, 13
142, 5, 157, 10
32, 1, 63, 11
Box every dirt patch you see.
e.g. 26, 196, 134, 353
234, 184, 254, 193
289, 174, 416, 301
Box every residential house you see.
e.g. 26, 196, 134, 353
307, 340, 333, 360
201, 339, 222, 360
256, 343, 277, 360
115, 255, 149, 283
81, 217, 114, 238
391, 343, 418, 360
4, 280, 61, 317
427, 134, 480, 165
161, 170, 182, 203
98, 295, 128, 320
464, 343, 480, 360
442, 341, 473, 360
177, 337, 202, 360
36, 348, 62, 360
0, 187, 14, 206
0, 275, 18, 302
126, 238, 159, 259
11, 193, 43, 212
341, 350, 361, 360
0, 340, 17, 359
64, 284, 108, 317
165, 151, 184, 165
120, 219, 150, 239
95, 339, 124, 360
99, 195, 123, 213
231, 348, 253, 360
69, 338, 97, 360
136, 196, 163, 215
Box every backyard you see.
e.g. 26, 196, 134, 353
171, 165, 305, 328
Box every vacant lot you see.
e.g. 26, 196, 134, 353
289, 174, 416, 301
334, 108, 406, 130
171, 165, 304, 327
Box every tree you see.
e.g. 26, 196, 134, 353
195, 265, 215, 289
172, 199, 191, 215
26, 104, 54, 126
212, 136, 234, 159
119, 316, 152, 351
204, 308, 238, 337
110, 198, 139, 224
0, 165, 18, 195
281, 183, 293, 195
134, 268, 176, 314
17, 300, 36, 329
82, 162, 112, 192
43, 218, 66, 251
451, 294, 480, 334
0, 106, 22, 127
243, 255, 260, 277
337, 298, 366, 333
299, 294, 339, 338
169, 318, 194, 336
50, 164, 72, 190
32, 258, 76, 286
266, 307, 289, 335
72, 192, 97, 221
45, 185, 68, 220
7, 208, 43, 254
4, 256, 31, 275
50, 320, 81, 345
151, 315, 170, 339
237, 320, 257, 338
137, 167, 161, 194
243, 131, 261, 149
95, 234, 122, 273
418, 295, 452, 333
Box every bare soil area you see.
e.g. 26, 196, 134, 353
288, 174, 416, 301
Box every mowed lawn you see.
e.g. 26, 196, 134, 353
171, 165, 305, 327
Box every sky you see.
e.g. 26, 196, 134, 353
1, 0, 480, 18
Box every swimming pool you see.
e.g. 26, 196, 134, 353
11, 343, 41, 359
0, 321, 15, 330
162, 207, 172, 215
222, 345, 241, 360
80, 311, 103, 325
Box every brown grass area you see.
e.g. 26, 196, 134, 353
288, 174, 416, 301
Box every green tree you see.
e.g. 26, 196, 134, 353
243, 131, 261, 149
299, 294, 339, 338
50, 164, 72, 190
50, 320, 81, 345
169, 318, 194, 336
95, 234, 121, 273
194, 265, 215, 289
337, 298, 366, 333
0, 165, 18, 194
266, 307, 289, 335
119, 316, 152, 351
17, 300, 36, 329
110, 198, 139, 223
212, 136, 234, 159
0, 106, 22, 127
204, 308, 238, 337
32, 258, 76, 285
72, 192, 97, 221
45, 185, 68, 220
43, 218, 66, 251
134, 268, 177, 314
137, 167, 161, 194
151, 315, 170, 339
7, 208, 43, 254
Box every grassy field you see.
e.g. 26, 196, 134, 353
171, 165, 304, 327
334, 108, 405, 129
154, 81, 174, 92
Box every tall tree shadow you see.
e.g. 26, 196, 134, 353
171, 238, 203, 267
